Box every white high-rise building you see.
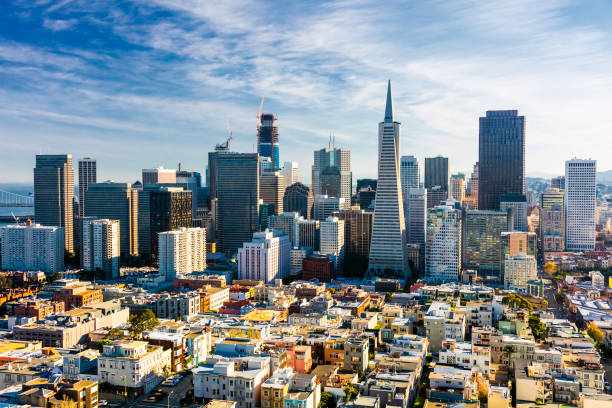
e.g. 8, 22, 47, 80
314, 195, 345, 221
237, 230, 289, 283
81, 218, 120, 280
281, 161, 299, 189
504, 252, 537, 289
400, 155, 420, 196
368, 81, 407, 276
405, 187, 427, 248
425, 204, 461, 282
565, 159, 596, 251
158, 227, 206, 281
320, 216, 345, 267
0, 223, 64, 273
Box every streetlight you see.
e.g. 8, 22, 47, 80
120, 375, 127, 403
168, 390, 174, 408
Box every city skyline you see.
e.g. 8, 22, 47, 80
2, 1, 612, 183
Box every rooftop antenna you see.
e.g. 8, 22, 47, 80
178, 162, 182, 172
328, 134, 332, 149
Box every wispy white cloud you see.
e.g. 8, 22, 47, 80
42, 18, 78, 31
1, 0, 612, 184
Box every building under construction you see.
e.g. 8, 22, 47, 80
257, 113, 279, 169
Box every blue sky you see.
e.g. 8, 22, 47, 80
1, 0, 612, 184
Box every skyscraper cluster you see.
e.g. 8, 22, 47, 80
10, 80, 599, 290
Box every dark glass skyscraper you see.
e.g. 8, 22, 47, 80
424, 156, 449, 191
257, 113, 279, 169
478, 110, 525, 210
210, 152, 259, 254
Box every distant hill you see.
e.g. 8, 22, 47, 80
597, 170, 612, 185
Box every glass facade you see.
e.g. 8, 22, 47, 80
478, 110, 525, 210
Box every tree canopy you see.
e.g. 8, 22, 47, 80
319, 392, 337, 408
128, 309, 159, 339
528, 315, 547, 341
587, 322, 605, 344
502, 293, 534, 314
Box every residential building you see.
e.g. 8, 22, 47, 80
53, 283, 103, 310
0, 223, 64, 273
283, 183, 313, 219
149, 188, 192, 257
14, 301, 129, 348
193, 356, 269, 408
400, 155, 420, 196
540, 204, 565, 252
478, 110, 525, 210
158, 227, 207, 281
81, 218, 120, 280
238, 231, 286, 283
500, 231, 537, 279
368, 81, 407, 276
504, 253, 537, 289
343, 334, 369, 372
424, 204, 461, 283
424, 302, 452, 352
98, 340, 170, 395
78, 157, 96, 217
85, 181, 139, 256
565, 159, 596, 251
34, 154, 74, 252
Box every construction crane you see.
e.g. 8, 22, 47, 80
10, 212, 19, 224
257, 96, 265, 128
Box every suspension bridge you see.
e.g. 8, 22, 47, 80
0, 189, 34, 207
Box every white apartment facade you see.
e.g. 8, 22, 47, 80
565, 159, 596, 251
504, 253, 537, 289
98, 340, 171, 395
82, 218, 120, 279
158, 227, 206, 281
237, 231, 280, 283
425, 204, 461, 282
0, 223, 64, 273
319, 217, 345, 266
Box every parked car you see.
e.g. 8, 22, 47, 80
144, 396, 158, 403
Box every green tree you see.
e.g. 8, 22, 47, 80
587, 322, 604, 343
319, 392, 337, 408
528, 315, 547, 341
343, 384, 359, 402
128, 309, 159, 339
502, 294, 533, 314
